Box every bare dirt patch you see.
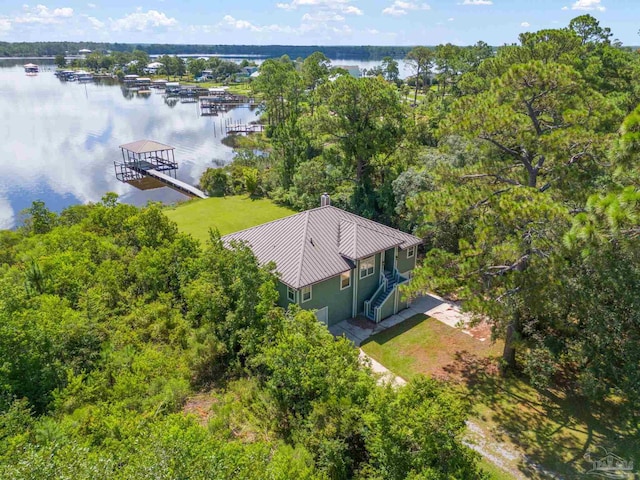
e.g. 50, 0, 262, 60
182, 393, 217, 426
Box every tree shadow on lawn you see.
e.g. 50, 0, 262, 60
443, 352, 640, 477
362, 314, 429, 346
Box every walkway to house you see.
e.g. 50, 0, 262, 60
329, 293, 476, 347
339, 296, 536, 480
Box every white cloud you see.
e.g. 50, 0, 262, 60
87, 15, 104, 29
461, 0, 492, 5
568, 0, 605, 11
276, 0, 363, 15
383, 1, 430, 16
13, 4, 75, 24
87, 3, 96, 7
521, 21, 530, 27
223, 14, 256, 30
276, 2, 295, 10
221, 15, 293, 33
0, 18, 11, 33
111, 9, 177, 31
53, 7, 72, 16
448, 17, 454, 21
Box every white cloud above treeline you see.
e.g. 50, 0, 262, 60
382, 1, 430, 16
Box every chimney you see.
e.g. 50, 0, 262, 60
320, 193, 331, 207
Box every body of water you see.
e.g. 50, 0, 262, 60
0, 55, 412, 229
0, 58, 258, 229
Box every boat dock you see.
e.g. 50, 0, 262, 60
114, 140, 207, 199
199, 93, 256, 116
225, 123, 265, 135
127, 165, 207, 198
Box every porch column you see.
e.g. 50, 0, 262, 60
352, 261, 358, 318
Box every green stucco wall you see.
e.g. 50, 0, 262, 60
299, 274, 353, 326
277, 273, 353, 326
396, 247, 417, 275
379, 290, 395, 321
276, 281, 295, 310
356, 253, 381, 315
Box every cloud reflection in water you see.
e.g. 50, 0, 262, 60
0, 60, 258, 228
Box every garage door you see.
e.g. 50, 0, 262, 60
315, 306, 328, 325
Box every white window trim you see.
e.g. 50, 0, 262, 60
359, 256, 375, 279
407, 246, 415, 259
301, 285, 312, 303
340, 271, 351, 290
287, 286, 296, 302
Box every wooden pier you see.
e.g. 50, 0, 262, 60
199, 94, 256, 116
114, 140, 207, 199
225, 123, 265, 135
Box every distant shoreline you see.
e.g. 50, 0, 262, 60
0, 43, 419, 60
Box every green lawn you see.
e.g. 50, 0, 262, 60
361, 314, 502, 382
164, 196, 295, 242
361, 314, 640, 480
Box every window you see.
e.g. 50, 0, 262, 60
287, 286, 296, 302
360, 256, 375, 279
301, 285, 312, 303
407, 246, 415, 259
340, 271, 351, 290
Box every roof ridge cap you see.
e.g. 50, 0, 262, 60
353, 221, 359, 258
355, 221, 407, 242
220, 208, 304, 239
294, 211, 311, 288
340, 209, 420, 242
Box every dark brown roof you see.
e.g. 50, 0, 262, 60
119, 139, 174, 154
222, 206, 421, 289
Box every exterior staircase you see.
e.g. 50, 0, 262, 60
365, 270, 402, 322
372, 271, 397, 311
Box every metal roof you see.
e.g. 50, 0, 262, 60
222, 205, 421, 289
119, 140, 175, 154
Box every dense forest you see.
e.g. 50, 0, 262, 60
2, 12, 640, 478
208, 14, 640, 420
0, 41, 414, 60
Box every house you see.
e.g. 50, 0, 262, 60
144, 62, 164, 74
241, 66, 258, 76
222, 195, 421, 325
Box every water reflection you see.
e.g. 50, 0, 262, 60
0, 59, 258, 229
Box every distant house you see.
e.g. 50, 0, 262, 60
241, 66, 258, 76
125, 60, 140, 73
144, 62, 164, 74
222, 196, 421, 325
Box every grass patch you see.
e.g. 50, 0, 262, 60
165, 195, 295, 242
361, 314, 502, 382
477, 458, 516, 480
361, 313, 639, 479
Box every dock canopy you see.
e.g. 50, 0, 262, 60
116, 139, 177, 190
119, 140, 174, 154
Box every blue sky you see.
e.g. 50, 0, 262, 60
0, 0, 637, 46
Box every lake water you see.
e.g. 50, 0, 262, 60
0, 58, 260, 229
0, 56, 412, 229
